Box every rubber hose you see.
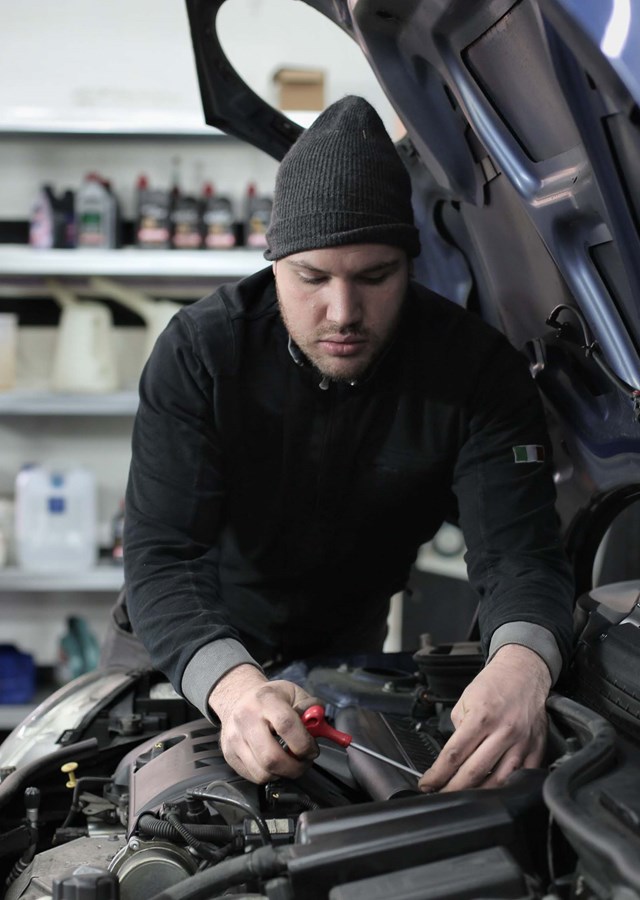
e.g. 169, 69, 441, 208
146, 844, 294, 900
137, 814, 234, 843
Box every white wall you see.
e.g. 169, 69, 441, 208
0, 0, 398, 667
0, 0, 398, 218
1, 0, 395, 122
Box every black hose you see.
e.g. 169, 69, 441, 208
137, 814, 234, 843
164, 811, 228, 863
546, 305, 640, 402
188, 788, 272, 846
544, 694, 640, 891
61, 777, 113, 829
145, 844, 293, 900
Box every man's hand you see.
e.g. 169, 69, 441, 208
209, 664, 319, 783
418, 644, 552, 793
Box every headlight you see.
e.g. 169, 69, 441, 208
0, 668, 134, 770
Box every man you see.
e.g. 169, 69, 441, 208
123, 95, 574, 792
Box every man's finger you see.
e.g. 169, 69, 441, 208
418, 707, 492, 790
428, 747, 504, 793
420, 721, 528, 793
223, 726, 310, 784
481, 752, 522, 789
251, 733, 311, 781
420, 747, 484, 791
253, 693, 319, 762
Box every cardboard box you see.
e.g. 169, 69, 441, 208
273, 67, 325, 111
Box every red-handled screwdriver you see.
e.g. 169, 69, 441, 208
301, 705, 422, 779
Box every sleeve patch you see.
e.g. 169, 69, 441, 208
513, 444, 545, 463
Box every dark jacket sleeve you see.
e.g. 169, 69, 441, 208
452, 333, 575, 669
123, 309, 249, 695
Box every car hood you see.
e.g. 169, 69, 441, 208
186, 0, 640, 560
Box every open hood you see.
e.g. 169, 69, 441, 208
186, 0, 640, 584
7, 10, 640, 900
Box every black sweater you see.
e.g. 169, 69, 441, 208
124, 267, 574, 712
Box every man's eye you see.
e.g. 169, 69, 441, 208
299, 274, 327, 285
359, 273, 388, 285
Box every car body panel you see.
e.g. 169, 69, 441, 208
187, 0, 640, 540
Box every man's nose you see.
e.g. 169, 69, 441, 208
326, 281, 362, 328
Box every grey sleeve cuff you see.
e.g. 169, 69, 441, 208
181, 638, 263, 718
487, 622, 563, 686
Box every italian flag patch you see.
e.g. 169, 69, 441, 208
513, 445, 545, 463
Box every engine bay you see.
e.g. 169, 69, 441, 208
2, 631, 640, 900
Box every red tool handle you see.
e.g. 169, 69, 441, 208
301, 705, 352, 748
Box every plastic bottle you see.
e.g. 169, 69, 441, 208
75, 172, 120, 249
201, 182, 236, 248
244, 182, 273, 248
29, 185, 71, 249
60, 189, 76, 248
170, 155, 182, 208
135, 174, 171, 249
171, 192, 204, 249
14, 465, 98, 571
57, 616, 101, 684
111, 499, 125, 564
0, 498, 13, 567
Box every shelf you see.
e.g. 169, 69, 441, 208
0, 246, 267, 278
0, 112, 227, 138
0, 109, 317, 138
0, 389, 138, 416
0, 565, 124, 592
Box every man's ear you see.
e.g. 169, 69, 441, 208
272, 261, 277, 277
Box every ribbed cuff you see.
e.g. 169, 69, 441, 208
181, 638, 262, 719
487, 622, 563, 686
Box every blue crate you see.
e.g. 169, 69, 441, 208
0, 644, 36, 704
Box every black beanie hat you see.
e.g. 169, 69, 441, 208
264, 95, 421, 260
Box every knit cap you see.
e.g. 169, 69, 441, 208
264, 95, 420, 260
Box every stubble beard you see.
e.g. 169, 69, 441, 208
277, 295, 383, 384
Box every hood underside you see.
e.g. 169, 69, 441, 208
186, 0, 640, 539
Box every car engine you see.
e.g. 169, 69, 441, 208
0, 633, 638, 900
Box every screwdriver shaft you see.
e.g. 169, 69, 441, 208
349, 741, 422, 778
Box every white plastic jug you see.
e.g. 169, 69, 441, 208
48, 279, 119, 393
14, 465, 98, 571
90, 276, 182, 361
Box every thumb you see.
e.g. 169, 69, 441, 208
289, 685, 321, 715
263, 679, 320, 715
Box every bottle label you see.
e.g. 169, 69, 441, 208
171, 204, 203, 249
48, 496, 66, 514
78, 211, 106, 247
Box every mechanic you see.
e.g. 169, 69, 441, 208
117, 95, 574, 793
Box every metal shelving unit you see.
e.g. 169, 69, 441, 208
0, 117, 276, 712
0, 110, 316, 138
0, 389, 138, 416
0, 246, 267, 279
0, 565, 124, 592
0, 123, 225, 138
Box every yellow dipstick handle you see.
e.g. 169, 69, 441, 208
61, 761, 79, 789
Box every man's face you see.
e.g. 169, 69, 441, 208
273, 244, 409, 383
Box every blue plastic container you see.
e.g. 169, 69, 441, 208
0, 644, 36, 704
